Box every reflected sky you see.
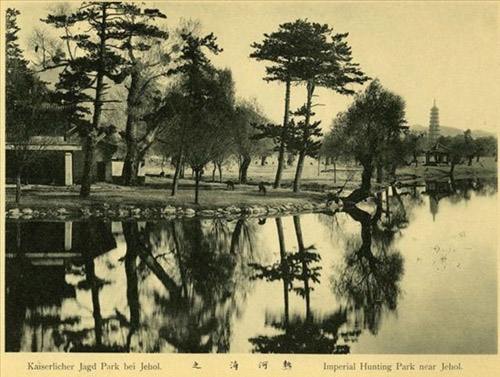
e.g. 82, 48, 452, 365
5, 178, 497, 353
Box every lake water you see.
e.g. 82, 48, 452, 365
5, 178, 497, 353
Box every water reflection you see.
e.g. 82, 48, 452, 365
248, 216, 349, 353
423, 177, 497, 220
332, 204, 404, 336
4, 178, 497, 353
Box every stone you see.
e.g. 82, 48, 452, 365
226, 206, 241, 214
161, 206, 176, 215
8, 208, 21, 217
130, 208, 141, 216
199, 210, 216, 217
184, 208, 196, 216
80, 208, 92, 217
253, 206, 267, 215
267, 207, 279, 215
118, 208, 130, 217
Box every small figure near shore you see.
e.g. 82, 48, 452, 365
225, 180, 235, 190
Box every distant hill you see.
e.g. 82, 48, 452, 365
410, 124, 496, 139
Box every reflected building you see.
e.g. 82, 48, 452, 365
5, 221, 116, 352
422, 180, 453, 221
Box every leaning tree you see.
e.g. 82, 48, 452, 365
332, 79, 407, 194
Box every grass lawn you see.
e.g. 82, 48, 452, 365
5, 179, 325, 210
5, 156, 496, 210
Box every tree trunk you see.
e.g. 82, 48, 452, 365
274, 79, 291, 189
135, 240, 181, 298
80, 134, 96, 198
194, 169, 201, 204
260, 155, 267, 166
180, 161, 185, 179
85, 258, 103, 348
122, 67, 141, 186
239, 155, 251, 184
385, 186, 391, 222
15, 171, 21, 204
123, 223, 140, 348
333, 161, 337, 184
170, 222, 188, 298
276, 218, 289, 328
468, 156, 473, 166
317, 156, 320, 176
293, 80, 315, 193
361, 163, 373, 193
476, 155, 480, 162
293, 151, 306, 192
122, 147, 140, 186
80, 7, 107, 198
217, 162, 223, 183
376, 163, 383, 184
293, 216, 311, 321
237, 156, 242, 182
450, 162, 456, 176
212, 161, 216, 182
274, 145, 285, 188
171, 151, 183, 196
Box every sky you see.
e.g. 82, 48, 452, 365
6, 0, 500, 134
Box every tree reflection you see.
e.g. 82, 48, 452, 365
248, 216, 354, 353
250, 310, 350, 353
122, 222, 140, 352
332, 204, 404, 335
122, 218, 257, 353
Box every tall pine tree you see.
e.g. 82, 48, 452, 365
43, 2, 129, 197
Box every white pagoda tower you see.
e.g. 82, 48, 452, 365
428, 99, 440, 146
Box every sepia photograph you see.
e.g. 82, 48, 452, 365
1, 0, 498, 373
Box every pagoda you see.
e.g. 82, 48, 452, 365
424, 100, 450, 165
428, 99, 440, 146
